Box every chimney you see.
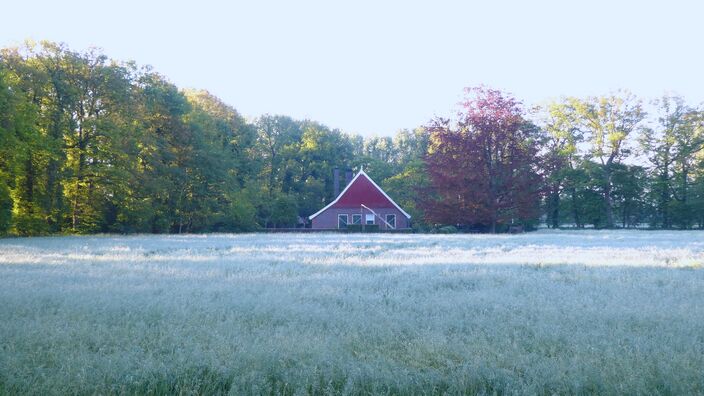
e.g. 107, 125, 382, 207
333, 167, 340, 197
345, 168, 353, 187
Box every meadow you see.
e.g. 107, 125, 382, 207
1, 230, 703, 395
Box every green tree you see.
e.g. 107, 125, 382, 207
538, 100, 583, 228
380, 128, 430, 228
1, 43, 57, 234
640, 96, 704, 228
611, 164, 648, 228
0, 67, 19, 233
570, 92, 645, 228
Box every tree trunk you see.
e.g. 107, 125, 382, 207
46, 107, 65, 230
23, 153, 35, 213
550, 191, 560, 228
682, 165, 689, 229
72, 100, 83, 232
603, 168, 614, 228
72, 131, 85, 232
570, 187, 581, 228
622, 201, 627, 228
660, 167, 670, 228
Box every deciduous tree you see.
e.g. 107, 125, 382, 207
571, 92, 645, 228
423, 87, 542, 232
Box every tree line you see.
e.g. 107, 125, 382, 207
0, 41, 702, 235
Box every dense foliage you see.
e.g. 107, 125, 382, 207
539, 93, 704, 229
0, 42, 426, 234
1, 41, 703, 234
423, 88, 542, 232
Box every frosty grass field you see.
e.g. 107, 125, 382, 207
1, 230, 704, 395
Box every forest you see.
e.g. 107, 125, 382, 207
0, 41, 703, 235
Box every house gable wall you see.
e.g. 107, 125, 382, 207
311, 207, 409, 229
309, 170, 411, 229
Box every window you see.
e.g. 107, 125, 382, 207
365, 214, 375, 225
352, 214, 362, 225
386, 214, 396, 229
337, 214, 348, 229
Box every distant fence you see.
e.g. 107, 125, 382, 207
261, 228, 413, 233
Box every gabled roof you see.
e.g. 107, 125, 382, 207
309, 169, 411, 220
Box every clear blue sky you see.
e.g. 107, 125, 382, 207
2, 0, 703, 136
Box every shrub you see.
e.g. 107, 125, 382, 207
436, 225, 458, 234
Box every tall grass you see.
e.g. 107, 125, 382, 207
1, 230, 703, 395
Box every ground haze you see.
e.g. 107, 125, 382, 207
1, 231, 703, 394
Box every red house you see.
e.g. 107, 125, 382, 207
309, 169, 411, 230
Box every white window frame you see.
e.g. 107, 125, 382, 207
352, 214, 362, 225
338, 214, 348, 229
386, 214, 396, 229
365, 214, 375, 225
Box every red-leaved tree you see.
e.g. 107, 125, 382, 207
422, 87, 543, 232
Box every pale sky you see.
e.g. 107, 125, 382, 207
2, 0, 703, 136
